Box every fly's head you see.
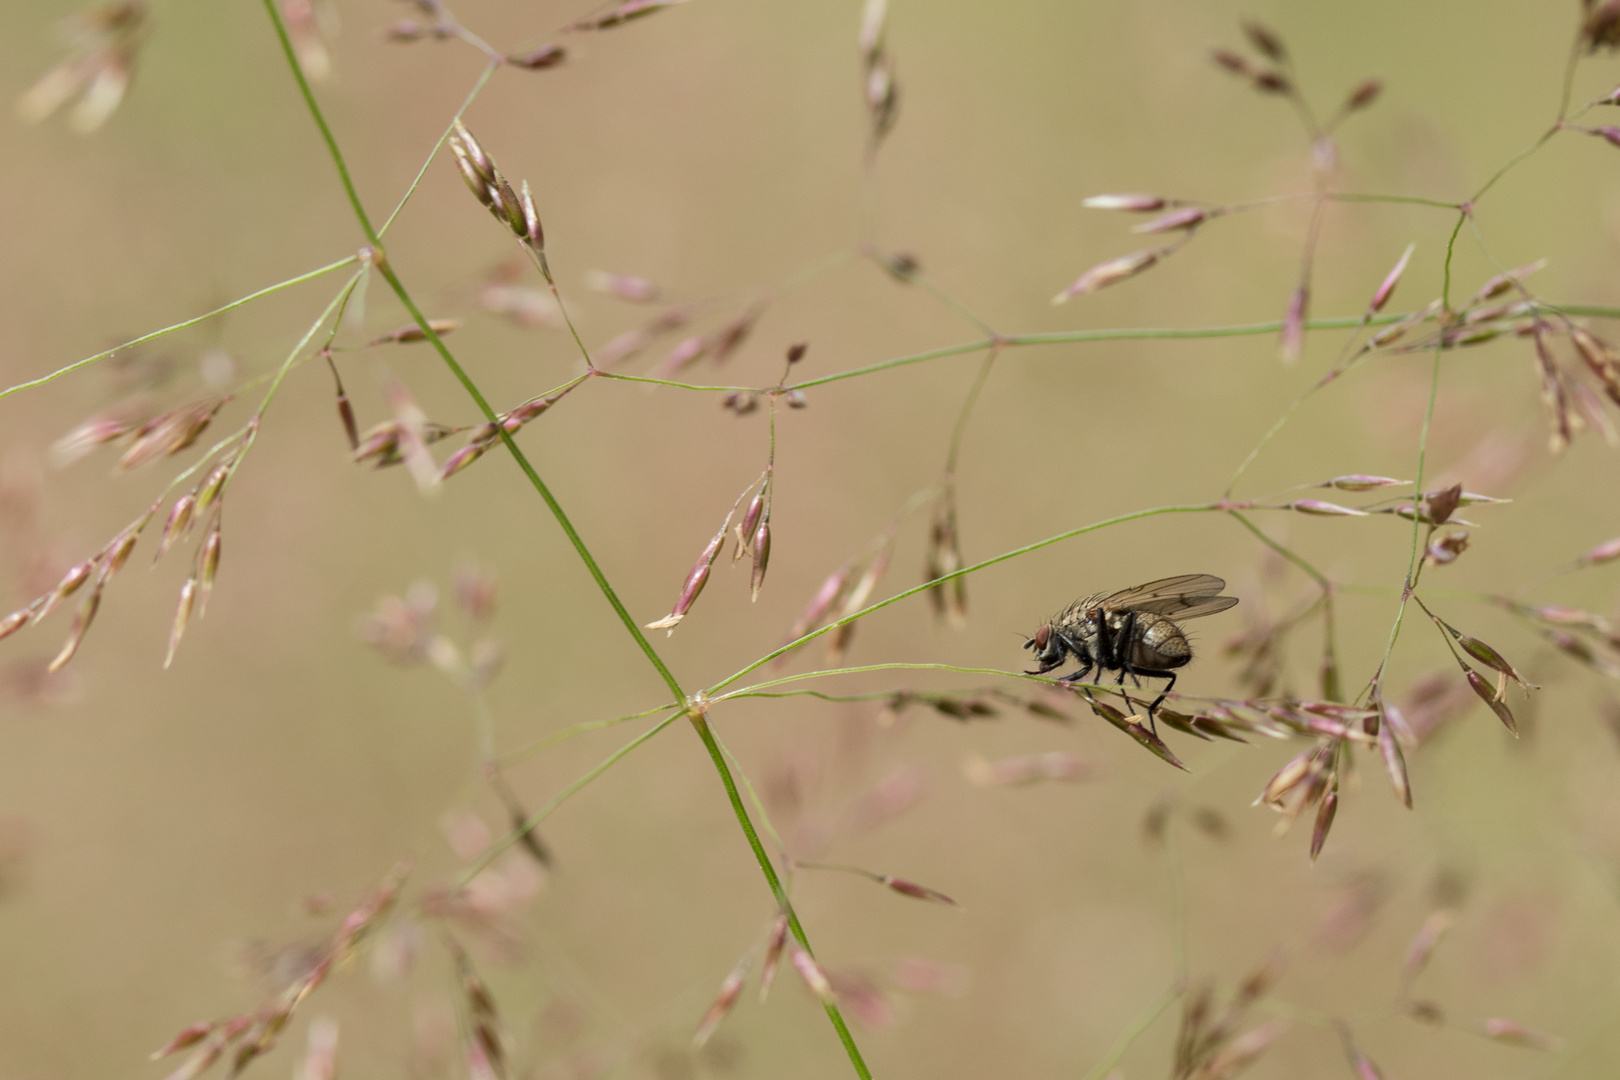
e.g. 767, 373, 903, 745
1024, 622, 1067, 673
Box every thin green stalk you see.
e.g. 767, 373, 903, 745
499, 701, 681, 766
379, 60, 500, 237
1080, 982, 1183, 1080
0, 256, 357, 402
943, 346, 999, 476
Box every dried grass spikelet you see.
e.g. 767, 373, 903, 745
924, 502, 966, 628
645, 525, 728, 634
566, 0, 689, 32
1531, 325, 1575, 452
368, 318, 459, 346
1052, 248, 1160, 303
858, 0, 899, 145
1, 503, 158, 671
51, 399, 154, 467
1478, 1017, 1560, 1051
759, 913, 790, 1001
584, 270, 659, 303
17, 1, 148, 133
119, 397, 230, 470
693, 957, 748, 1048
597, 304, 690, 366
506, 43, 565, 69
450, 939, 508, 1079
788, 946, 836, 1004
1279, 284, 1309, 363
827, 540, 892, 663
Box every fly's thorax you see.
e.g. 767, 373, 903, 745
1129, 612, 1192, 670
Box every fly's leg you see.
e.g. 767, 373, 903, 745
1114, 611, 1139, 718
1129, 670, 1178, 739
1059, 662, 1095, 685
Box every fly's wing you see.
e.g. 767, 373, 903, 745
1100, 574, 1238, 619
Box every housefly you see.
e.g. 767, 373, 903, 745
1024, 574, 1238, 734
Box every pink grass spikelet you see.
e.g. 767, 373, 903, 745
48, 584, 102, 673
1581, 535, 1620, 565
150, 1021, 214, 1060
647, 529, 727, 633
1479, 1018, 1559, 1051
1280, 285, 1308, 363
692, 961, 747, 1048
878, 875, 957, 906
789, 946, 836, 1003
1052, 249, 1159, 303
1369, 243, 1414, 312
749, 520, 771, 602
1082, 193, 1167, 212
1377, 721, 1411, 808
585, 270, 658, 302
1132, 206, 1207, 233
1402, 910, 1452, 980
759, 913, 789, 1001
164, 577, 196, 669
1289, 499, 1367, 517
1323, 474, 1405, 491
1309, 787, 1337, 861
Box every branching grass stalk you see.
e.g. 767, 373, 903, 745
1079, 981, 1183, 1080
459, 710, 684, 884
0, 255, 358, 402
262, 5, 873, 1072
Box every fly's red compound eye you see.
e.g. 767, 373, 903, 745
1034, 625, 1051, 649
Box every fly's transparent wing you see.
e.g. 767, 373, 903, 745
1099, 574, 1238, 619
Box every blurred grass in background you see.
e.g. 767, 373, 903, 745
2, 1, 1620, 1077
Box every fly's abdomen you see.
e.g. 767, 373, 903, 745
1130, 615, 1192, 670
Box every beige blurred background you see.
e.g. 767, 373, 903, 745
3, 0, 1620, 1077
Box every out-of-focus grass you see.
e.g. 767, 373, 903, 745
1, 1, 1619, 1077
